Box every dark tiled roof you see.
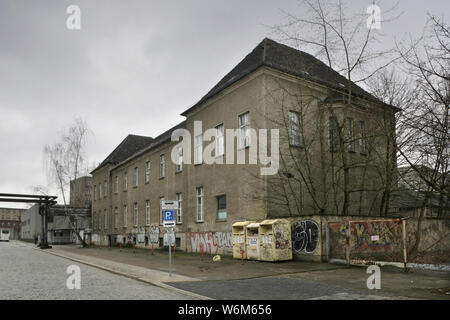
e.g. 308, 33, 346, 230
112, 120, 187, 170
91, 134, 154, 174
182, 38, 390, 116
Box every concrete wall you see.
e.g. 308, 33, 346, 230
20, 204, 41, 240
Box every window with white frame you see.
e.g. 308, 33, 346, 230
176, 193, 182, 224
194, 134, 203, 164
145, 161, 150, 183
159, 197, 165, 225
145, 200, 150, 226
160, 155, 165, 178
176, 145, 183, 172
93, 185, 97, 201
359, 120, 367, 154
133, 203, 138, 227
239, 112, 250, 149
289, 111, 302, 147
216, 124, 224, 157
114, 176, 118, 194
114, 207, 118, 229
347, 118, 355, 152
104, 209, 107, 229
123, 171, 128, 191
329, 117, 339, 152
99, 184, 102, 199
133, 167, 139, 187
104, 181, 107, 198
123, 205, 128, 227
196, 187, 204, 222
217, 195, 227, 220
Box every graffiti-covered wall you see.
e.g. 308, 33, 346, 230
188, 231, 233, 255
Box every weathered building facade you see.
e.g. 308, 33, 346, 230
91, 39, 399, 259
0, 207, 25, 240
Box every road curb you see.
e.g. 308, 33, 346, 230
36, 247, 211, 300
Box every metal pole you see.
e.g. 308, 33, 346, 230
402, 219, 408, 271
168, 228, 172, 277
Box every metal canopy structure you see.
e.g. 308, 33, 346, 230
0, 193, 57, 249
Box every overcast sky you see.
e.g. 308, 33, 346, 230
0, 0, 448, 208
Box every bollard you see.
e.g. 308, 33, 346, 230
241, 249, 244, 265
173, 243, 176, 256
120, 243, 122, 251
133, 244, 136, 253
151, 243, 154, 255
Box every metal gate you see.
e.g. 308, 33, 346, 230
327, 219, 408, 266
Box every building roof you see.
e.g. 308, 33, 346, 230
182, 38, 394, 116
110, 120, 187, 171
91, 134, 154, 174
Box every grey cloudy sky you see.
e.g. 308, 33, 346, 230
0, 0, 448, 208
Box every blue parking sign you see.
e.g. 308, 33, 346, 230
164, 210, 174, 221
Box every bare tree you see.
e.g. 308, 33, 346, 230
392, 14, 450, 259
258, 0, 401, 217
44, 117, 91, 247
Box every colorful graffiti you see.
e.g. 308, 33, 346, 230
189, 231, 232, 254
350, 221, 403, 252
292, 220, 320, 254
148, 226, 160, 244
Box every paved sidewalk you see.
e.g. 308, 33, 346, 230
21, 242, 450, 300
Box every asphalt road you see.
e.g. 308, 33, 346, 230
0, 241, 191, 300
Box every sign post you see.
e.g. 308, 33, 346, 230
162, 200, 177, 277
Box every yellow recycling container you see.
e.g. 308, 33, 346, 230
245, 222, 261, 260
232, 221, 254, 259
259, 219, 293, 261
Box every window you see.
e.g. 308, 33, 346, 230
145, 200, 150, 226
289, 111, 302, 147
104, 209, 107, 229
359, 121, 367, 154
176, 193, 182, 224
194, 134, 203, 164
239, 112, 250, 149
347, 118, 355, 152
93, 185, 97, 201
329, 117, 339, 152
123, 171, 128, 191
217, 195, 227, 220
134, 167, 139, 187
145, 161, 150, 183
196, 187, 204, 222
133, 203, 138, 227
176, 145, 183, 172
99, 184, 102, 199
160, 155, 165, 178
93, 211, 96, 230
114, 176, 118, 194
216, 124, 224, 157
104, 181, 107, 198
114, 207, 118, 229
123, 205, 128, 228
159, 197, 165, 225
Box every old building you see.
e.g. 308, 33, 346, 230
0, 207, 25, 240
20, 204, 41, 240
91, 38, 398, 259
70, 176, 93, 208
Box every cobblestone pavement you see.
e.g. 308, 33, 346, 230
167, 277, 409, 300
0, 241, 193, 300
